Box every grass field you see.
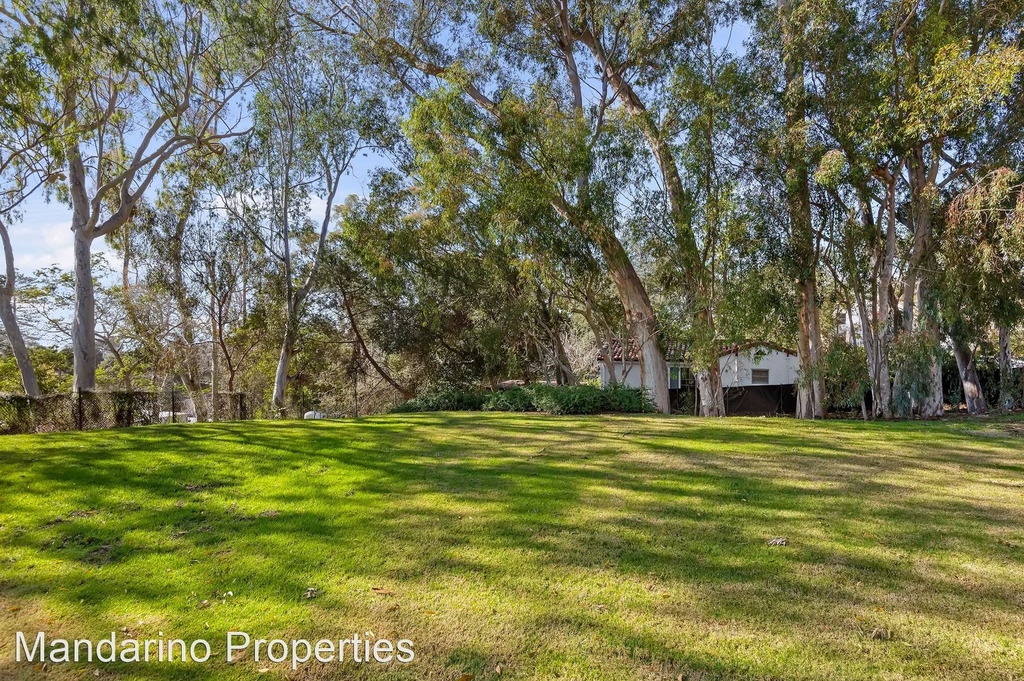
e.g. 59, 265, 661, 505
0, 413, 1023, 680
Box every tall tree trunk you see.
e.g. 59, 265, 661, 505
72, 226, 98, 392
210, 285, 219, 422
598, 230, 670, 413
998, 325, 1013, 411
903, 147, 944, 417
0, 219, 40, 397
696, 364, 726, 417
952, 340, 987, 415
781, 0, 824, 419
581, 304, 617, 383
272, 314, 296, 412
572, 31, 697, 415
0, 293, 40, 397
795, 280, 825, 418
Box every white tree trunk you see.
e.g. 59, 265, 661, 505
608, 258, 670, 414
0, 293, 40, 397
0, 218, 40, 397
272, 319, 295, 412
998, 326, 1013, 411
952, 340, 987, 415
696, 364, 725, 417
72, 227, 97, 392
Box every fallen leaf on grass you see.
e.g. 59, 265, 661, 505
495, 663, 502, 674
371, 586, 393, 595
456, 675, 474, 681
767, 537, 788, 546
303, 587, 319, 599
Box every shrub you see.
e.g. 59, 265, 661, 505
819, 341, 871, 412
604, 384, 657, 414
482, 388, 536, 412
528, 384, 654, 415
391, 390, 486, 413
392, 384, 655, 415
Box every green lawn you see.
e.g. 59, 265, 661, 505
1, 414, 1023, 680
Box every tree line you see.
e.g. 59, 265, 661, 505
1, 0, 1022, 418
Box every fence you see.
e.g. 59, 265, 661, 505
0, 390, 252, 435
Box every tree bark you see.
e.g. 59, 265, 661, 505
903, 146, 944, 417
596, 227, 670, 413
998, 325, 1013, 411
696, 364, 726, 417
952, 340, 987, 415
71, 226, 98, 392
795, 279, 824, 418
581, 303, 616, 383
781, 0, 824, 419
0, 218, 40, 397
210, 280, 219, 422
0, 294, 40, 397
272, 312, 296, 411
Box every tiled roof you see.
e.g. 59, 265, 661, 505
599, 338, 797, 363
602, 338, 688, 362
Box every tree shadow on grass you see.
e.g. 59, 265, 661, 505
1, 413, 1023, 679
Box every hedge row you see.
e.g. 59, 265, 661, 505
391, 384, 655, 415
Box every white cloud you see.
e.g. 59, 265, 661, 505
9, 197, 114, 273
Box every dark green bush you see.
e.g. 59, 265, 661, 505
603, 384, 657, 414
482, 387, 536, 412
0, 394, 34, 434
391, 390, 486, 413
392, 384, 655, 415
528, 384, 604, 414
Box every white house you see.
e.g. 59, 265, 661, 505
718, 343, 800, 388
598, 340, 800, 414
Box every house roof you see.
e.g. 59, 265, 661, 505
603, 338, 688, 363
720, 341, 798, 358
599, 338, 797, 363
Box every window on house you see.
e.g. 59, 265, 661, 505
669, 366, 682, 389
751, 369, 770, 385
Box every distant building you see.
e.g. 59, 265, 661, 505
598, 340, 799, 415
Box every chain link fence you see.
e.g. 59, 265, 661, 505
0, 390, 253, 435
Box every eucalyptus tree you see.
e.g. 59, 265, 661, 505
306, 0, 675, 412
222, 26, 380, 411
1, 0, 279, 392
778, 0, 1024, 417
938, 170, 1024, 413
556, 0, 738, 415
836, 0, 1023, 416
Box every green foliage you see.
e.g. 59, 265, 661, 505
391, 390, 487, 413
527, 385, 608, 415
890, 332, 944, 417
0, 346, 73, 394
819, 341, 871, 411
0, 394, 34, 434
482, 387, 536, 412
397, 385, 654, 415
